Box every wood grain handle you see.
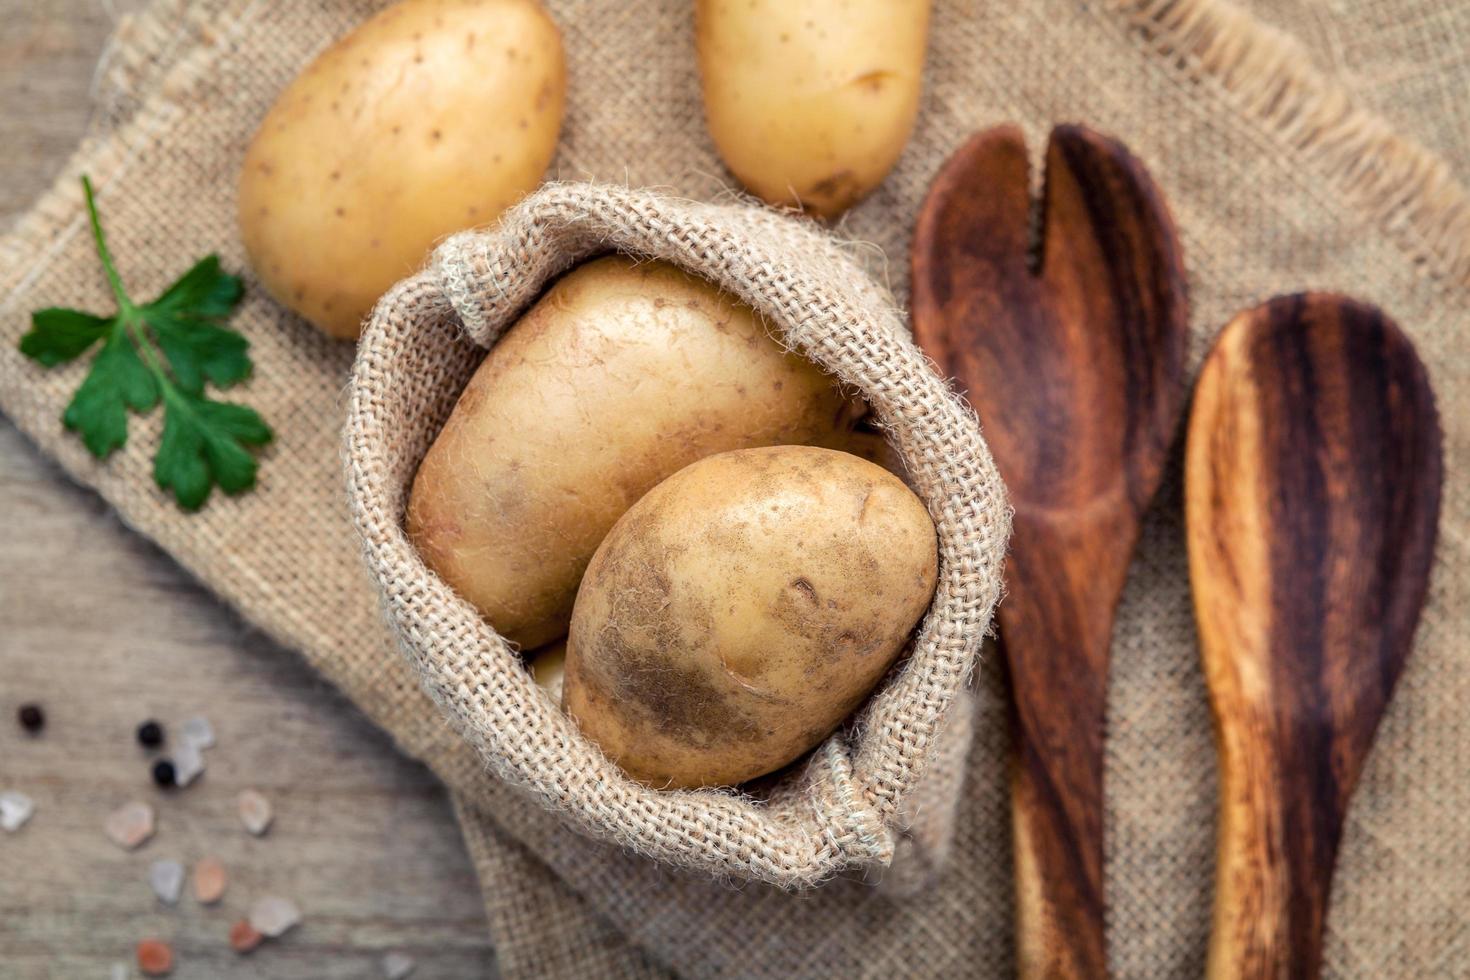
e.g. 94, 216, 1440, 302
1010, 703, 1108, 980
1206, 699, 1336, 980
1002, 556, 1119, 980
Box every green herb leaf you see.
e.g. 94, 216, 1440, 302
150, 255, 244, 320
61, 327, 159, 457
20, 308, 113, 366
155, 388, 273, 510
17, 175, 270, 510
146, 255, 251, 394
151, 318, 252, 394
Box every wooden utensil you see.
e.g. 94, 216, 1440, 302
912, 124, 1188, 978
1187, 293, 1442, 980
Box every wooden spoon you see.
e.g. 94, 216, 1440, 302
912, 124, 1189, 978
1187, 293, 1442, 980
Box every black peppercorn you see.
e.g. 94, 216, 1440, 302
152, 759, 177, 788
18, 704, 44, 734
137, 720, 164, 748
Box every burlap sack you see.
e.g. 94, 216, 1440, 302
3, 0, 1468, 976
344, 182, 1009, 885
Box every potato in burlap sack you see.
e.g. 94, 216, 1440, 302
344, 181, 1010, 886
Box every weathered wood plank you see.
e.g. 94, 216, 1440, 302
0, 3, 494, 977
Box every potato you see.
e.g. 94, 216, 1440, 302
696, 0, 930, 218
406, 255, 860, 650
563, 446, 939, 789
527, 641, 567, 703
238, 0, 565, 339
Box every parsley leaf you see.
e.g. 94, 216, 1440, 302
156, 388, 273, 510
20, 308, 112, 366
152, 254, 244, 320
148, 255, 251, 394
17, 176, 272, 511
62, 328, 158, 457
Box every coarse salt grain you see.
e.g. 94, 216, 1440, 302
0, 791, 34, 832
229, 918, 263, 954
171, 742, 204, 787
148, 859, 185, 905
237, 788, 272, 836
249, 895, 301, 938
179, 716, 215, 749
192, 856, 227, 905
136, 938, 173, 976
105, 801, 155, 850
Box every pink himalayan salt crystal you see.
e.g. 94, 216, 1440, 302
237, 788, 273, 836
193, 856, 227, 904
136, 938, 173, 976
105, 800, 155, 850
229, 919, 262, 954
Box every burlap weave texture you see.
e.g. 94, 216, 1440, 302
2, 0, 1468, 976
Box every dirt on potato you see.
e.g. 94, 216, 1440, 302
563, 445, 938, 789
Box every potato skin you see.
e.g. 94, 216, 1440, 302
238, 0, 565, 339
696, 0, 930, 218
563, 446, 939, 789
527, 640, 567, 703
406, 256, 859, 650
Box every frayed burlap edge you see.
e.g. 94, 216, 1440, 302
1112, 0, 1470, 288
344, 181, 1011, 887
91, 0, 239, 131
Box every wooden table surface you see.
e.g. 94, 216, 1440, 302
0, 3, 496, 977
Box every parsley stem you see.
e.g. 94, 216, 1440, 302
78, 175, 179, 397
121, 313, 187, 412
127, 319, 172, 384
80, 176, 134, 315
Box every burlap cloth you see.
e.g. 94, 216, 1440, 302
1, 0, 1466, 976
346, 184, 1008, 888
